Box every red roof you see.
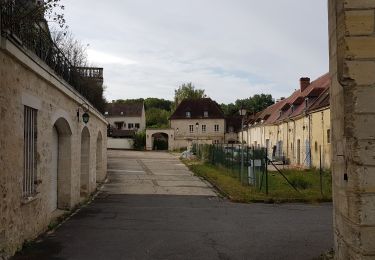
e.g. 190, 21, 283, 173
249, 73, 330, 126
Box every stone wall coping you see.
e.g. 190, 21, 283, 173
0, 36, 108, 125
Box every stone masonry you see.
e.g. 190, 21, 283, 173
0, 32, 108, 257
329, 0, 375, 258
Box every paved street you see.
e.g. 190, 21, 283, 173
13, 151, 333, 260
103, 150, 216, 196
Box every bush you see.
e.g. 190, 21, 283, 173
134, 131, 146, 150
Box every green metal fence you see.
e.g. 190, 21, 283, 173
192, 143, 332, 198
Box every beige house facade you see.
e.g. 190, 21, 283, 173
240, 75, 331, 170
0, 11, 108, 257
167, 98, 225, 150
105, 102, 146, 132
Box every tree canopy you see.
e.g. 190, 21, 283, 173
173, 83, 206, 110
221, 94, 274, 116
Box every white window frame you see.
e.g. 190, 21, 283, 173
214, 124, 219, 132
202, 125, 206, 133
189, 125, 194, 133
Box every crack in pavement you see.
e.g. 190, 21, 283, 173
137, 159, 159, 186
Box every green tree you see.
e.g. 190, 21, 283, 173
144, 98, 173, 111
222, 94, 274, 116
173, 83, 206, 110
146, 108, 171, 128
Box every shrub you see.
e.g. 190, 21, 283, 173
133, 131, 146, 150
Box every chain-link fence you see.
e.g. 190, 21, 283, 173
192, 143, 332, 198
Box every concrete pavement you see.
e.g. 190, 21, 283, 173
103, 150, 217, 196
12, 150, 333, 260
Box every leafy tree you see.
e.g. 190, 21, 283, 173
221, 94, 274, 116
146, 108, 170, 128
173, 83, 206, 110
144, 98, 172, 111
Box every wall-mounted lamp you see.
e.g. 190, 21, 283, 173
77, 102, 90, 124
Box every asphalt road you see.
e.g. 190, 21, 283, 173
13, 151, 333, 260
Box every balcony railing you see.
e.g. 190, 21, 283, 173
0, 1, 103, 102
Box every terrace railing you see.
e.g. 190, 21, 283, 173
0, 1, 103, 102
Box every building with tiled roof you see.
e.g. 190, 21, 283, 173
240, 74, 331, 169
169, 98, 226, 149
105, 102, 146, 137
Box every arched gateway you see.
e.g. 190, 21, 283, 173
146, 129, 175, 151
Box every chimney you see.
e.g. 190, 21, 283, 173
300, 77, 310, 92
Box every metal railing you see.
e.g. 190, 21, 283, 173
0, 1, 103, 102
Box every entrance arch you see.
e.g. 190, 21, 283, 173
80, 127, 90, 198
146, 129, 174, 151
51, 117, 72, 210
96, 131, 103, 183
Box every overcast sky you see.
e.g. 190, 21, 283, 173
61, 0, 328, 104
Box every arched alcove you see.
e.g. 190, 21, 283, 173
96, 131, 103, 183
51, 117, 73, 211
80, 126, 90, 198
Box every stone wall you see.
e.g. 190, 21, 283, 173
329, 0, 375, 258
0, 37, 108, 257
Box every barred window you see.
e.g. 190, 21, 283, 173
24, 106, 37, 197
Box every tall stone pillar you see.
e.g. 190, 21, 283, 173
329, 0, 375, 259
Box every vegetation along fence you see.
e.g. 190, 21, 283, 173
192, 143, 332, 199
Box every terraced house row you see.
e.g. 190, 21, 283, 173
239, 74, 331, 170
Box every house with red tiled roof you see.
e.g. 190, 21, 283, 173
240, 74, 331, 169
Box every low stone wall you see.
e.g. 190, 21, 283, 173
108, 137, 134, 149
0, 37, 107, 257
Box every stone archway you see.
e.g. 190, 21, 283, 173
146, 129, 175, 151
151, 132, 169, 150
80, 126, 90, 198
96, 131, 103, 183
52, 117, 73, 210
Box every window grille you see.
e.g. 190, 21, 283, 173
23, 106, 37, 197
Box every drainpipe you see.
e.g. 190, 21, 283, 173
321, 111, 325, 169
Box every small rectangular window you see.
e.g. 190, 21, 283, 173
24, 106, 37, 197
128, 123, 134, 129
115, 122, 123, 130
189, 125, 194, 133
202, 125, 206, 133
186, 112, 191, 118
135, 123, 140, 129
327, 129, 331, 144
214, 124, 219, 132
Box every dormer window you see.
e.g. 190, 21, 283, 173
104, 111, 108, 115
204, 111, 208, 118
186, 111, 191, 118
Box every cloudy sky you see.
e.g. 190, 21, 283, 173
61, 0, 328, 104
